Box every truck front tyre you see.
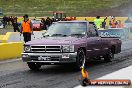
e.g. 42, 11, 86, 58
76, 49, 86, 70
27, 62, 41, 70
104, 48, 114, 62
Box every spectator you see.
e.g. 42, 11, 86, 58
40, 18, 47, 30
102, 16, 107, 29
110, 18, 118, 28
117, 20, 124, 28
2, 16, 7, 28
108, 16, 112, 21
45, 17, 52, 29
12, 17, 20, 32
109, 21, 112, 28
10, 16, 14, 24
61, 18, 66, 21
94, 16, 107, 29
21, 14, 33, 43
73, 17, 76, 20
50, 18, 54, 24
112, 16, 116, 20
9, 16, 13, 25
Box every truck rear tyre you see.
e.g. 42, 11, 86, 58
27, 62, 41, 70
104, 49, 114, 62
76, 49, 86, 70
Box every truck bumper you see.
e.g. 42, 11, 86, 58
22, 52, 77, 64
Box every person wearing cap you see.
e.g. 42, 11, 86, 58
21, 14, 33, 43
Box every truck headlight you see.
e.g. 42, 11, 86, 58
24, 46, 31, 52
62, 45, 74, 52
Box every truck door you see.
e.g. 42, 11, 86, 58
86, 24, 102, 57
100, 38, 110, 55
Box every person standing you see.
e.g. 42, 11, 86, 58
12, 17, 20, 32
2, 16, 7, 28
21, 14, 33, 43
45, 17, 52, 29
40, 18, 47, 30
94, 16, 107, 29
110, 18, 118, 28
102, 17, 107, 29
117, 20, 124, 28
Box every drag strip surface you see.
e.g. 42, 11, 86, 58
0, 40, 132, 88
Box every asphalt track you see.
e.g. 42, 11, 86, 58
0, 40, 132, 88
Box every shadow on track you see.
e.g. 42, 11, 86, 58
27, 60, 106, 74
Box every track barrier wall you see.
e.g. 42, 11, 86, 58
0, 35, 4, 43
1, 32, 22, 43
0, 31, 46, 43
0, 42, 24, 60
0, 31, 46, 60
99, 28, 129, 40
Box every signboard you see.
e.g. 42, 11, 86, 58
99, 28, 128, 40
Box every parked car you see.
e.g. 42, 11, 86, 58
17, 20, 41, 31
22, 21, 122, 70
32, 20, 41, 31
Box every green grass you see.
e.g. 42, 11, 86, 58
0, 0, 130, 16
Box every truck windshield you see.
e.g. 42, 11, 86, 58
44, 22, 87, 37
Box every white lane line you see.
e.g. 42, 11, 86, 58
0, 58, 21, 64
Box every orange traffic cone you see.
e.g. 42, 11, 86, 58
81, 67, 88, 78
80, 67, 91, 86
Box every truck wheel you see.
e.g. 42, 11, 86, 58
27, 62, 41, 70
76, 49, 86, 70
104, 49, 114, 62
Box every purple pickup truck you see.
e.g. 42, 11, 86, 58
22, 21, 122, 70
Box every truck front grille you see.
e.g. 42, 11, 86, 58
31, 45, 61, 53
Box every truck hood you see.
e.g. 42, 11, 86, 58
26, 37, 86, 45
